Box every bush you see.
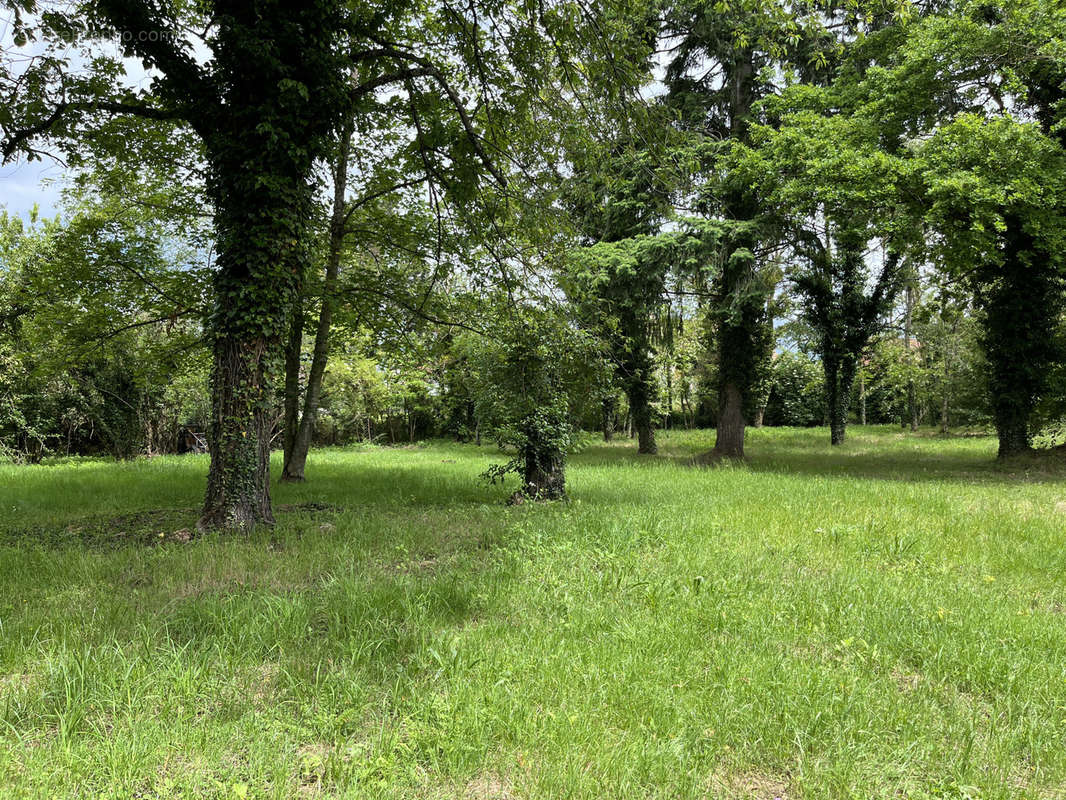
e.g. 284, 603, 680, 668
764, 352, 826, 427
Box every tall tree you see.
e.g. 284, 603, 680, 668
564, 161, 670, 457
662, 0, 841, 458
730, 87, 909, 444
845, 0, 1066, 456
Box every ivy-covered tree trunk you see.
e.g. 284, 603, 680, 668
982, 214, 1061, 459
714, 381, 746, 458
824, 356, 857, 446
708, 237, 770, 460
200, 333, 276, 529
523, 443, 566, 500
198, 169, 320, 530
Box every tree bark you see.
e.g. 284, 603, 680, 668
665, 365, 673, 430
995, 410, 1030, 459
858, 370, 866, 426
280, 126, 351, 482
199, 335, 275, 531
751, 405, 765, 428
825, 356, 857, 446
199, 181, 316, 530
904, 284, 919, 432
601, 396, 616, 442
712, 381, 746, 458
523, 445, 566, 500
984, 213, 1057, 459
281, 300, 303, 469
628, 380, 657, 454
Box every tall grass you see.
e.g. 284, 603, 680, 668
1, 427, 1064, 798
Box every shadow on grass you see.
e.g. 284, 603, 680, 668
0, 502, 345, 549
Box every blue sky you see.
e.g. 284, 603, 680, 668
1, 158, 66, 221
0, 9, 66, 221
1, 6, 170, 223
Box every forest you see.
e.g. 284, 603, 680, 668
1, 0, 1066, 797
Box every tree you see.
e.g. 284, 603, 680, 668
732, 93, 908, 444
836, 0, 1066, 456
564, 235, 668, 455
662, 0, 845, 458
470, 310, 600, 501
0, 182, 208, 461
795, 238, 901, 444
920, 116, 1066, 455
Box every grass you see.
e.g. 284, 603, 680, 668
1, 426, 1066, 799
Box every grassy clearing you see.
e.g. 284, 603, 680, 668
1, 426, 1066, 799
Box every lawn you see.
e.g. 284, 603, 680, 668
1, 426, 1065, 799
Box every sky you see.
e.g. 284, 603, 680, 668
0, 10, 65, 221
1, 158, 66, 221
0, 8, 167, 222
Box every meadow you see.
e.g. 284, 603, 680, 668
1, 426, 1065, 799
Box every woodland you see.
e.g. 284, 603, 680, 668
2, 0, 1066, 797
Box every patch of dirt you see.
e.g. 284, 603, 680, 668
891, 668, 923, 693
464, 774, 515, 799
708, 769, 791, 799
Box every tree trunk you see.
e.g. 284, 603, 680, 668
199, 335, 275, 531
712, 381, 746, 458
628, 381, 657, 455
198, 178, 315, 530
984, 213, 1056, 460
280, 127, 350, 483
908, 382, 919, 431
281, 302, 302, 469
825, 356, 857, 446
940, 319, 955, 434
904, 284, 919, 432
751, 405, 765, 428
858, 371, 866, 426
995, 409, 1030, 458
665, 366, 673, 430
601, 396, 616, 442
523, 445, 566, 500
824, 357, 842, 445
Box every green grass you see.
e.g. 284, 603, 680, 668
2, 426, 1066, 799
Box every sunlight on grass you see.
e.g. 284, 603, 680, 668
1, 427, 1065, 798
